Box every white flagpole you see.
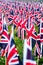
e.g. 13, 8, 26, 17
2, 12, 4, 23
5, 53, 6, 65
21, 28, 24, 40
23, 39, 27, 65
11, 25, 14, 38
17, 27, 19, 37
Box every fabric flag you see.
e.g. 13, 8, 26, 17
0, 18, 9, 56
1, 43, 8, 56
0, 32, 9, 57
6, 26, 19, 65
2, 16, 9, 40
34, 41, 41, 57
0, 21, 3, 34
23, 39, 37, 65
40, 18, 43, 34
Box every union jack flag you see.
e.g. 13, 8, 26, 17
0, 28, 9, 56
0, 18, 9, 56
23, 39, 37, 65
6, 26, 19, 65
34, 41, 41, 57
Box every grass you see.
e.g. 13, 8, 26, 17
0, 57, 5, 65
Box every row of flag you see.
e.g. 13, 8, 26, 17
0, 1, 43, 65
0, 1, 43, 26
0, 12, 37, 65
